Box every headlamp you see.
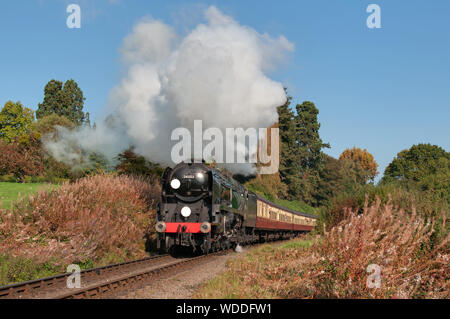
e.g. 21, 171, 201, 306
170, 179, 181, 189
181, 206, 191, 218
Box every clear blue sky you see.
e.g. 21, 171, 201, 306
1, 0, 449, 180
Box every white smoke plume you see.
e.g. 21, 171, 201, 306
44, 6, 294, 174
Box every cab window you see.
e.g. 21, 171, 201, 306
221, 186, 231, 206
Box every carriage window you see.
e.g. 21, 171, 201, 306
269, 210, 277, 220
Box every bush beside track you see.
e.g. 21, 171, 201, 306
0, 174, 160, 285
195, 197, 449, 299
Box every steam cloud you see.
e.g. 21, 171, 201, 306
44, 6, 294, 174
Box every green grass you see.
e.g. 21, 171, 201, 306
243, 182, 318, 216
272, 198, 318, 216
0, 182, 56, 209
0, 254, 63, 286
280, 239, 313, 249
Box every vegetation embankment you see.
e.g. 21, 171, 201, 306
199, 142, 449, 299
196, 196, 449, 299
227, 99, 449, 298
0, 174, 160, 286
244, 177, 317, 216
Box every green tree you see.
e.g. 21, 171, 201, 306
35, 114, 75, 135
0, 101, 35, 144
276, 97, 330, 204
36, 80, 63, 119
382, 144, 450, 201
288, 101, 329, 203
314, 155, 370, 206
61, 79, 86, 126
277, 94, 296, 188
36, 79, 86, 126
294, 101, 330, 171
314, 155, 344, 205
88, 152, 110, 173
115, 148, 164, 179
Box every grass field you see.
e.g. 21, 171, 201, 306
272, 198, 318, 216
0, 182, 56, 209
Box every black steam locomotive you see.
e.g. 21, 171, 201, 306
156, 162, 317, 254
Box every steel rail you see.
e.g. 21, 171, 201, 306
0, 254, 169, 299
57, 251, 228, 299
59, 239, 295, 299
0, 236, 297, 299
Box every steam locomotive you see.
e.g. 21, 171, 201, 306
156, 162, 317, 254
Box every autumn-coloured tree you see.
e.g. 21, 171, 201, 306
0, 139, 44, 181
339, 147, 379, 182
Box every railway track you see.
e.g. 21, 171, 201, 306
0, 236, 296, 299
0, 251, 229, 299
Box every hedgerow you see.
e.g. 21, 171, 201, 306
0, 174, 159, 285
